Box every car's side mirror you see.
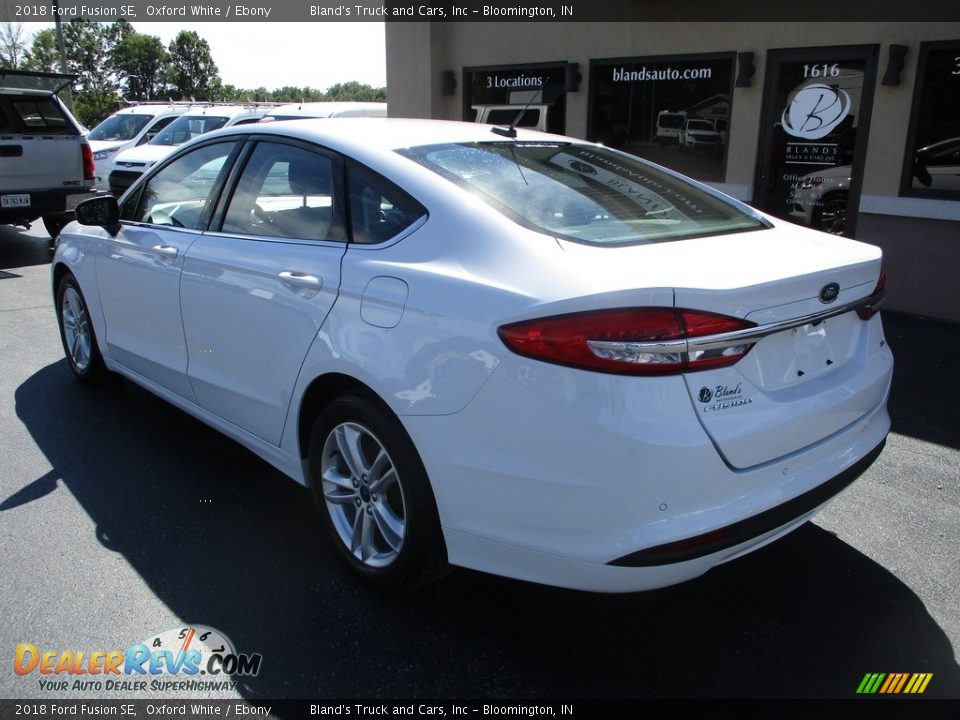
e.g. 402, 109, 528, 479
75, 195, 121, 235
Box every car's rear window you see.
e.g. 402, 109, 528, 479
398, 142, 766, 245
8, 97, 71, 132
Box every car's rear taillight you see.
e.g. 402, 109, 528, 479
81, 142, 95, 182
856, 268, 887, 320
498, 308, 757, 375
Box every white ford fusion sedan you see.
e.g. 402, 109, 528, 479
53, 118, 892, 592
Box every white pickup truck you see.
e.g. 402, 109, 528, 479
0, 70, 95, 237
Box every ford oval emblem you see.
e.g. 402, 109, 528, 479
819, 282, 840, 304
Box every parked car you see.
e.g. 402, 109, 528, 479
788, 165, 851, 235
0, 69, 95, 238
655, 110, 686, 144
680, 116, 723, 152
86, 102, 193, 190
107, 104, 274, 196
259, 101, 387, 122
912, 136, 960, 192
55, 119, 891, 593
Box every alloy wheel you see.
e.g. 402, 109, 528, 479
320, 421, 407, 568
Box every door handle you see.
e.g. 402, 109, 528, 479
278, 271, 322, 289
152, 244, 179, 258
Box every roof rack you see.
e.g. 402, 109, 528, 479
121, 100, 285, 109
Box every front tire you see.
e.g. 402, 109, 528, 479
56, 274, 107, 382
308, 394, 447, 590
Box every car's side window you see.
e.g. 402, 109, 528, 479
121, 141, 237, 230
139, 116, 177, 145
347, 165, 426, 244
221, 142, 344, 242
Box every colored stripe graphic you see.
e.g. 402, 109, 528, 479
857, 672, 932, 694
857, 673, 886, 694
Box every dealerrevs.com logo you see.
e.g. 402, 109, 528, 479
14, 625, 262, 693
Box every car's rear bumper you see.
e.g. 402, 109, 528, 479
1, 187, 93, 221
609, 437, 884, 567
402, 332, 891, 592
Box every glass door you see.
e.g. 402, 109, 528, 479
754, 46, 878, 236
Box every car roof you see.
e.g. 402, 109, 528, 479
113, 104, 190, 115
180, 105, 265, 118
268, 101, 386, 116
209, 117, 574, 153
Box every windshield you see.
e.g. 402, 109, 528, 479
399, 142, 766, 245
88, 113, 152, 141
150, 115, 229, 146
658, 114, 684, 129
687, 120, 714, 131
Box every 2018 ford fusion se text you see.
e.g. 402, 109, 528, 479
52, 118, 892, 592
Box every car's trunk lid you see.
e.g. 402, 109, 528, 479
556, 222, 890, 469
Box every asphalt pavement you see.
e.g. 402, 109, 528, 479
1, 222, 957, 702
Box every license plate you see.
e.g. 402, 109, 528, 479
1, 194, 30, 209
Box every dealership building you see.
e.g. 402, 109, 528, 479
386, 22, 960, 322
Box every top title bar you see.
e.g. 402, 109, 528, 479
1, 0, 959, 22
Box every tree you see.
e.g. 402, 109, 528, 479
0, 22, 28, 69
112, 33, 169, 100
23, 22, 120, 125
21, 29, 60, 73
322, 81, 386, 102
166, 31, 221, 100
21, 21, 155, 125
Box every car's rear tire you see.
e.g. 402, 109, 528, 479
308, 394, 448, 590
55, 274, 107, 382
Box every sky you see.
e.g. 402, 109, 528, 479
18, 22, 387, 92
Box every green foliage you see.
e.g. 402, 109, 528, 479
21, 28, 59, 73
0, 22, 29, 68
323, 81, 387, 102
113, 33, 169, 100
16, 22, 385, 126
165, 31, 221, 101
73, 88, 123, 129
22, 20, 126, 126
218, 82, 386, 104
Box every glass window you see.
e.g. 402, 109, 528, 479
150, 115, 229, 146
348, 165, 426, 245
399, 142, 764, 246
122, 141, 237, 229
902, 41, 960, 198
588, 54, 735, 183
140, 116, 178, 145
221, 142, 344, 242
462, 64, 569, 135
88, 113, 153, 142
12, 98, 69, 130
